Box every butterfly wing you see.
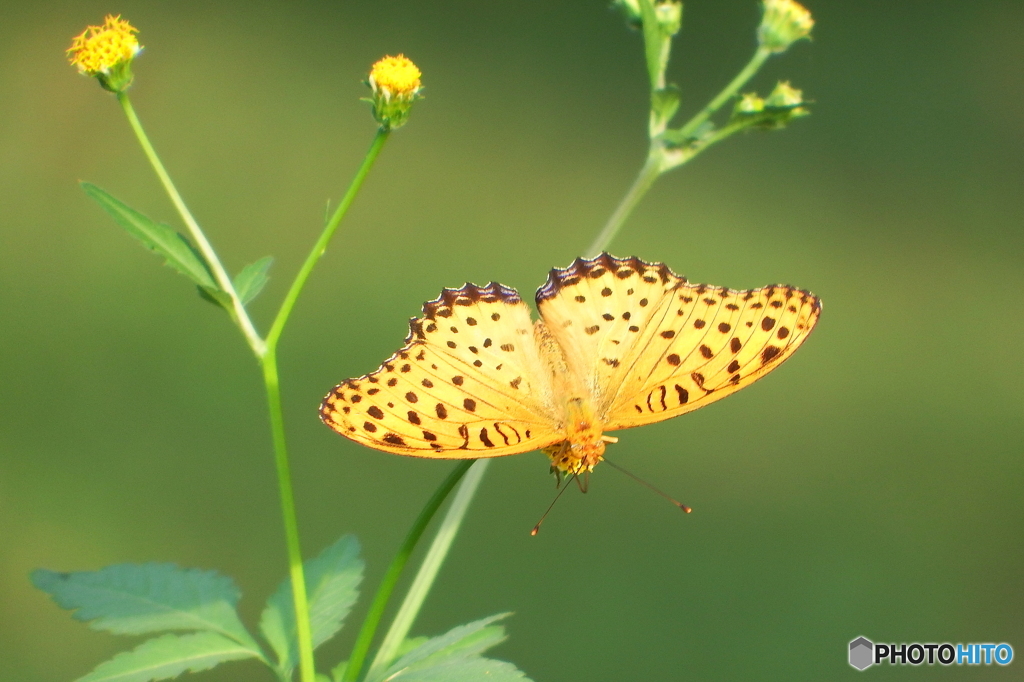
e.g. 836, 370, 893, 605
536, 253, 821, 431
535, 254, 686, 404
321, 282, 564, 458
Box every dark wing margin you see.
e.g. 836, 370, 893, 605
320, 281, 561, 457
535, 252, 684, 304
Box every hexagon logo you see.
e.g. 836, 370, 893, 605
849, 637, 874, 670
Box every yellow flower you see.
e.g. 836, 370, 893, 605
366, 55, 423, 130
67, 15, 142, 92
369, 55, 422, 99
758, 0, 814, 54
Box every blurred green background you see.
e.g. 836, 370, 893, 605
2, 0, 1022, 679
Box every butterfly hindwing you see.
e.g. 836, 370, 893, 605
320, 282, 563, 457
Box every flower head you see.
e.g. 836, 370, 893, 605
758, 0, 814, 54
67, 15, 142, 92
366, 55, 423, 130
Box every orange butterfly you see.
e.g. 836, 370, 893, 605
321, 253, 821, 477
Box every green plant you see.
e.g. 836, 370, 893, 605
37, 2, 814, 680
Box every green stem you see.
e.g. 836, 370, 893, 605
117, 92, 265, 356
266, 129, 390, 351
255, 131, 391, 682
342, 461, 476, 682
585, 153, 662, 258
262, 351, 317, 682
674, 47, 771, 142
585, 47, 773, 257
366, 460, 490, 678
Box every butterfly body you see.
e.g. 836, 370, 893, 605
320, 254, 821, 474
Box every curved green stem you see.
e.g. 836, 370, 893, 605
266, 129, 390, 352
342, 461, 476, 682
117, 92, 265, 356
262, 351, 317, 682
674, 47, 771, 142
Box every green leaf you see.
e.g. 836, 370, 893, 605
369, 614, 515, 682
81, 183, 218, 290
330, 660, 348, 682
395, 637, 431, 659
260, 535, 364, 675
384, 656, 528, 682
197, 286, 233, 311
234, 256, 273, 305
651, 85, 681, 130
638, 0, 665, 89
31, 564, 261, 654
76, 632, 257, 682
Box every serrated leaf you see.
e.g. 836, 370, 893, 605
420, 625, 507, 663
81, 183, 217, 290
76, 632, 257, 682
369, 614, 511, 682
31, 564, 260, 653
260, 535, 364, 674
395, 637, 431, 660
386, 656, 529, 682
234, 256, 273, 305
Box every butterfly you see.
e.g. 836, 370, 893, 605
320, 253, 821, 477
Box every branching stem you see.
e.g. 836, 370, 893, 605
586, 46, 773, 256
117, 92, 265, 356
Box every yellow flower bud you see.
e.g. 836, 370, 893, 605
67, 15, 142, 93
366, 55, 423, 130
758, 0, 814, 54
735, 92, 766, 115
765, 81, 805, 109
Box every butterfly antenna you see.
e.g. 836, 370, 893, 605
531, 474, 577, 536
601, 457, 692, 513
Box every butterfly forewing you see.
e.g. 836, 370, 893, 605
320, 282, 563, 457
604, 282, 821, 429
535, 255, 686, 407
323, 254, 821, 465
534, 254, 821, 431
